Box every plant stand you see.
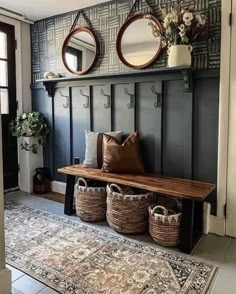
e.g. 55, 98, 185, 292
19, 137, 43, 193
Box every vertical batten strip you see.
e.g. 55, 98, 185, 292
69, 87, 73, 165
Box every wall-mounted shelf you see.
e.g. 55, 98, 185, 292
36, 66, 194, 97
35, 67, 220, 98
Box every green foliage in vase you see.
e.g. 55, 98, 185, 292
9, 112, 50, 154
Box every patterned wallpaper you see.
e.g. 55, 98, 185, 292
31, 0, 221, 83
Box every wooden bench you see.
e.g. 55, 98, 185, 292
58, 165, 215, 254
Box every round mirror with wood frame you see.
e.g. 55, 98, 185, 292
62, 27, 98, 75
116, 13, 163, 70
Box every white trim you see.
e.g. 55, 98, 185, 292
215, 1, 231, 222
0, 269, 11, 294
51, 181, 67, 195
204, 202, 225, 236
0, 16, 32, 191
0, 16, 23, 189
0, 15, 23, 114
209, 215, 225, 236
0, 8, 34, 24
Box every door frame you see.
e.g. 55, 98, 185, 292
207, 1, 231, 235
225, 0, 236, 237
0, 15, 32, 191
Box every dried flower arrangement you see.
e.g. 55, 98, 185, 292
160, 2, 208, 46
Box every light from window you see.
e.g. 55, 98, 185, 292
0, 89, 9, 114
66, 53, 78, 70
0, 32, 7, 59
0, 60, 8, 87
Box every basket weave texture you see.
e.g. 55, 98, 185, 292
75, 178, 107, 222
106, 184, 155, 234
149, 205, 182, 247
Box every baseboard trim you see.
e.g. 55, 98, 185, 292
203, 202, 225, 236
209, 215, 225, 236
51, 181, 66, 194
0, 268, 11, 294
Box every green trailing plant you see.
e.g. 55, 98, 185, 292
9, 112, 50, 154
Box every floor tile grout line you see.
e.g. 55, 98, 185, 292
12, 273, 26, 284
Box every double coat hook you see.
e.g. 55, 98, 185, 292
58, 89, 70, 108
100, 89, 111, 109
124, 88, 135, 109
151, 86, 162, 108
80, 90, 90, 109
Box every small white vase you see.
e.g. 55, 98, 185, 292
168, 45, 193, 67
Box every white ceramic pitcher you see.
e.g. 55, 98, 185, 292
168, 45, 193, 67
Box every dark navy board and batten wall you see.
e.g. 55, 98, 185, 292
31, 0, 221, 214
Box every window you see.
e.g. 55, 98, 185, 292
0, 31, 9, 114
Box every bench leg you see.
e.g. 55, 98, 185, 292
64, 175, 76, 216
179, 199, 203, 254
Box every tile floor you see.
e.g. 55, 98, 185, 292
4, 191, 236, 294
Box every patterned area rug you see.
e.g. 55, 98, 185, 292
5, 201, 217, 294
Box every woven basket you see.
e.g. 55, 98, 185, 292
75, 178, 107, 222
106, 184, 155, 234
149, 204, 182, 247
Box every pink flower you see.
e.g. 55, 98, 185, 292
183, 12, 193, 26
195, 14, 206, 26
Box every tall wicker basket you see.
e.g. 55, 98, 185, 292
106, 184, 155, 234
75, 178, 107, 222
149, 204, 182, 247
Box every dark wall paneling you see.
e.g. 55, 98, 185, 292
136, 81, 163, 174
31, 0, 221, 83
53, 88, 71, 182
193, 77, 219, 214
32, 69, 220, 214
92, 84, 112, 132
32, 87, 54, 177
71, 86, 91, 163
162, 80, 193, 179
112, 83, 135, 133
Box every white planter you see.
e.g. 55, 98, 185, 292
18, 137, 43, 193
168, 45, 193, 67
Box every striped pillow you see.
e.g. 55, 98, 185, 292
83, 130, 123, 168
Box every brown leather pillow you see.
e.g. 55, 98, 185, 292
102, 132, 145, 173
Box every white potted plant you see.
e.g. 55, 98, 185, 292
161, 3, 208, 67
9, 112, 49, 154
9, 112, 49, 193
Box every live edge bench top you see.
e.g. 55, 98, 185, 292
58, 165, 215, 202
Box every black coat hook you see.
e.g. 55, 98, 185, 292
151, 86, 162, 108
58, 89, 70, 108
124, 88, 135, 109
100, 89, 111, 109
80, 90, 90, 108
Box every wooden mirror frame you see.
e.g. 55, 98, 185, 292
116, 13, 163, 70
62, 27, 98, 75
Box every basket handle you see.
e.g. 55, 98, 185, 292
151, 205, 169, 216
109, 183, 123, 194
77, 178, 88, 188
